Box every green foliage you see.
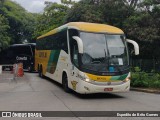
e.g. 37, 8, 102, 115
33, 2, 69, 38
131, 67, 160, 88
65, 1, 104, 23
61, 0, 76, 5
0, 14, 10, 50
65, 0, 136, 25
124, 0, 160, 58
0, 0, 37, 45
131, 72, 149, 87
134, 67, 141, 72
64, 0, 160, 59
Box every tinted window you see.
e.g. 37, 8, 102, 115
69, 29, 79, 66
36, 30, 68, 53
10, 46, 32, 56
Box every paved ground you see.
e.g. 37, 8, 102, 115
0, 72, 160, 120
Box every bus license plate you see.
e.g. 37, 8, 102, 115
104, 88, 113, 91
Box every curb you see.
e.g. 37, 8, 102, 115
130, 87, 160, 94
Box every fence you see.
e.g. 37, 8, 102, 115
130, 58, 160, 73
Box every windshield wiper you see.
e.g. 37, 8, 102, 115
103, 49, 110, 66
105, 48, 122, 73
91, 61, 101, 64
117, 65, 122, 74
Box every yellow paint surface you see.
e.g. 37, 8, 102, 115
35, 50, 51, 74
69, 22, 124, 34
86, 73, 112, 82
37, 22, 124, 39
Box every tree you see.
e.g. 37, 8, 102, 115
65, 0, 134, 26
61, 0, 76, 5
65, 0, 160, 59
0, 0, 5, 4
64, 0, 104, 23
0, 0, 37, 44
33, 2, 69, 38
126, 1, 160, 58
0, 14, 10, 50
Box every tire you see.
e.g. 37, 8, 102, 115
38, 65, 44, 78
62, 73, 70, 93
28, 66, 32, 73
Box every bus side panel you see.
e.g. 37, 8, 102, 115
35, 49, 70, 84
35, 50, 51, 74
35, 48, 79, 91
45, 50, 69, 83
35, 49, 38, 71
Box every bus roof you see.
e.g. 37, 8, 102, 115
37, 22, 124, 39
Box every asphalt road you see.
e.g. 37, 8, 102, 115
0, 72, 160, 120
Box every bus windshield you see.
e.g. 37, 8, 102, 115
80, 32, 129, 72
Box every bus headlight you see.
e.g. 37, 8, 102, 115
124, 77, 130, 82
77, 74, 88, 80
77, 73, 93, 83
85, 78, 90, 82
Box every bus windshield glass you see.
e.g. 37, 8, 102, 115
80, 32, 129, 72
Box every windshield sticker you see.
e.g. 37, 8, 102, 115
109, 67, 114, 72
118, 58, 123, 65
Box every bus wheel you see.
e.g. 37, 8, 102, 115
62, 73, 70, 93
28, 66, 32, 73
39, 65, 44, 78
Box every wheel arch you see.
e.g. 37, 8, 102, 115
62, 70, 68, 81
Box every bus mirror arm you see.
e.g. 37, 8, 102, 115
127, 39, 139, 55
72, 36, 84, 54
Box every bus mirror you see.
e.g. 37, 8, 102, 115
127, 39, 139, 55
72, 36, 84, 54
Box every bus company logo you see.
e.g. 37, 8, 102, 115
16, 56, 27, 61
2, 112, 11, 117
71, 81, 78, 90
1, 112, 42, 118
39, 52, 47, 58
60, 56, 67, 61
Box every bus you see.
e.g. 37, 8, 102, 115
35, 22, 139, 94
0, 43, 36, 72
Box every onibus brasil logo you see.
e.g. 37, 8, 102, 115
1, 112, 42, 118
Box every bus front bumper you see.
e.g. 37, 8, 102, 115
74, 80, 130, 94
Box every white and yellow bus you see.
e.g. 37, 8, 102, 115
35, 22, 139, 94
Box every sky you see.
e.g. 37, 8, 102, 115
11, 0, 79, 13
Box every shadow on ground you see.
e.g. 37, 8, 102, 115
35, 74, 125, 99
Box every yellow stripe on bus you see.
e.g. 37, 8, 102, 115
86, 73, 112, 82
37, 22, 124, 39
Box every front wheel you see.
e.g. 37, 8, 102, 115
28, 66, 33, 73
62, 74, 70, 93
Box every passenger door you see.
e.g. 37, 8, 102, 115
68, 29, 79, 89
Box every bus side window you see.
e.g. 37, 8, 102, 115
69, 29, 79, 67
59, 30, 68, 53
